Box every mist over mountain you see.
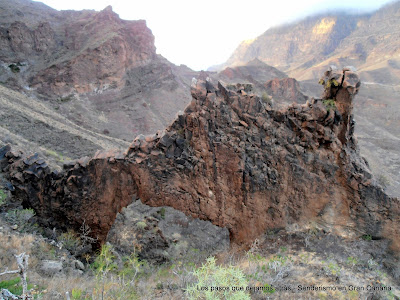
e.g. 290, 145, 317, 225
213, 1, 400, 196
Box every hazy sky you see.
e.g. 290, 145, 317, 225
38, 0, 394, 70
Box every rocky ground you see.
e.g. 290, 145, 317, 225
0, 198, 399, 300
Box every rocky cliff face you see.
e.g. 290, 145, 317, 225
0, 3, 156, 96
0, 0, 196, 145
264, 77, 308, 104
212, 59, 308, 107
216, 58, 287, 83
213, 1, 400, 197
1, 69, 399, 256
215, 2, 400, 85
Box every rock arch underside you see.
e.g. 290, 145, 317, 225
1, 68, 399, 255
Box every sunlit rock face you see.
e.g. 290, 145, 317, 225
1, 68, 399, 256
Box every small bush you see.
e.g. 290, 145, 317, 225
362, 234, 372, 241
59, 230, 81, 252
71, 288, 85, 300
0, 189, 7, 207
321, 78, 339, 88
92, 244, 117, 276
261, 93, 272, 106
157, 208, 166, 219
135, 221, 147, 231
377, 174, 390, 189
347, 256, 358, 267
8, 64, 20, 73
321, 260, 341, 276
322, 99, 336, 111
185, 256, 251, 300
58, 94, 74, 102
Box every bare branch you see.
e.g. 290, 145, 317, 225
0, 269, 19, 277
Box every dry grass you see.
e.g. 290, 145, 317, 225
1, 215, 399, 299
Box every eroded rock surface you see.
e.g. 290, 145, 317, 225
107, 199, 230, 262
264, 77, 308, 104
1, 68, 399, 257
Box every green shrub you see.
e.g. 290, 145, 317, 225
158, 208, 166, 219
362, 234, 372, 241
59, 230, 81, 252
267, 255, 292, 272
322, 99, 336, 111
135, 221, 147, 231
71, 288, 84, 300
118, 253, 145, 280
261, 93, 272, 105
185, 257, 251, 300
377, 174, 390, 189
320, 78, 339, 88
347, 256, 358, 267
8, 64, 20, 73
0, 189, 7, 206
0, 277, 34, 296
92, 244, 117, 276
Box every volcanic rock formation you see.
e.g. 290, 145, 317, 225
264, 77, 308, 104
1, 68, 399, 256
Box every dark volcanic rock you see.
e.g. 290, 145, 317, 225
1, 68, 399, 258
107, 199, 230, 262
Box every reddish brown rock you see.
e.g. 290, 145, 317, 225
1, 68, 399, 258
264, 77, 308, 104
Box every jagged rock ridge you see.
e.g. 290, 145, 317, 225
0, 69, 399, 256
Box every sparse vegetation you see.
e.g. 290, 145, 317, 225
45, 149, 70, 163
185, 256, 250, 300
261, 93, 272, 105
59, 230, 81, 253
319, 78, 339, 88
135, 221, 147, 232
0, 189, 7, 207
58, 94, 75, 102
377, 174, 390, 189
158, 207, 166, 219
347, 256, 358, 267
362, 234, 372, 241
322, 99, 336, 111
5, 208, 37, 232
8, 63, 21, 73
0, 226, 399, 299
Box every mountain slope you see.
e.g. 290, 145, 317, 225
215, 1, 400, 196
216, 1, 400, 84
0, 0, 197, 156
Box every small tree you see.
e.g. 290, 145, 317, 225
92, 244, 117, 300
